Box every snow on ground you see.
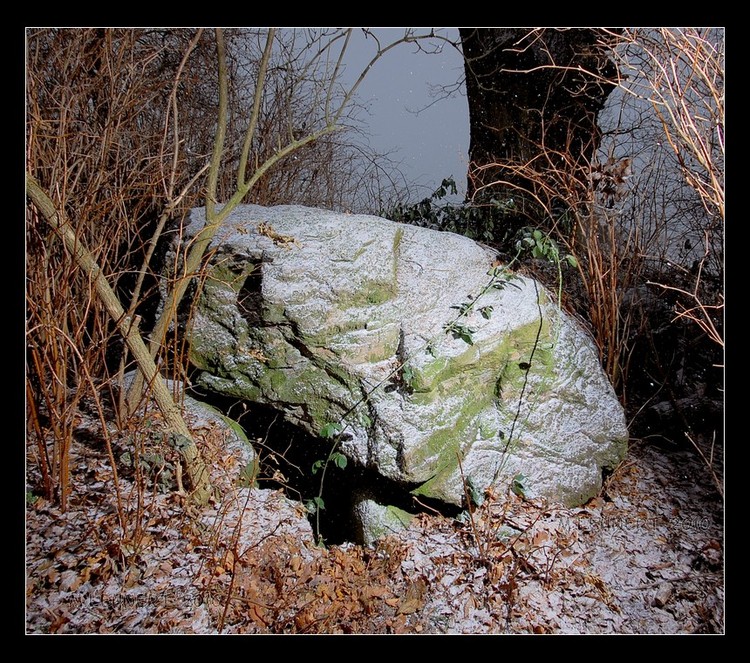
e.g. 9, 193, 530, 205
26, 412, 723, 634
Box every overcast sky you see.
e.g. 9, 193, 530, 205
342, 29, 470, 203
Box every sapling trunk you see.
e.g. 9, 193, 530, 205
26, 174, 213, 505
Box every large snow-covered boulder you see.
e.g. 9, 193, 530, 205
183, 204, 628, 508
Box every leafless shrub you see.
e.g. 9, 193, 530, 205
599, 28, 723, 347
26, 28, 199, 507
466, 28, 724, 401
26, 28, 424, 512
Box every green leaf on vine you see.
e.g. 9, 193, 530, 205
332, 452, 348, 470
320, 422, 343, 439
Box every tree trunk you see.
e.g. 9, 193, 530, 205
459, 28, 618, 204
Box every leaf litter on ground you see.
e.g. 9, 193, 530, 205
26, 408, 723, 634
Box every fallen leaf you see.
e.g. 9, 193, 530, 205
318, 584, 335, 601
47, 610, 70, 634
391, 613, 410, 634
248, 604, 269, 629
59, 569, 83, 592
463, 594, 478, 618
123, 566, 141, 588
361, 586, 388, 599
397, 578, 427, 615
533, 530, 550, 546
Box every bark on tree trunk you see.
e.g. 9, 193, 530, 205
459, 28, 618, 203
